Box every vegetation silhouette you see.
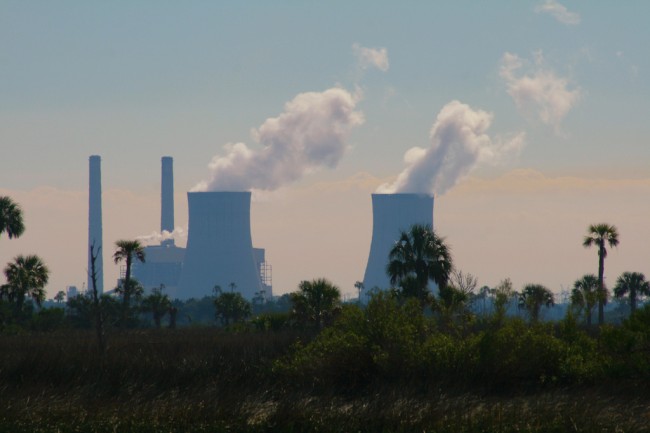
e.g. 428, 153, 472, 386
0, 196, 25, 240
583, 223, 619, 325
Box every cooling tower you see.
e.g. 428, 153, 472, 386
161, 156, 174, 246
87, 155, 104, 294
362, 193, 434, 293
178, 191, 263, 300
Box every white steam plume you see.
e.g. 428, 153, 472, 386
534, 0, 581, 25
136, 227, 187, 246
352, 43, 390, 72
378, 100, 525, 195
194, 87, 364, 192
500, 51, 581, 131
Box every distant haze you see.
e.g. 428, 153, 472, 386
193, 87, 364, 192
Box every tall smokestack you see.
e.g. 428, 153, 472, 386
161, 156, 174, 246
362, 193, 434, 293
88, 155, 104, 294
178, 191, 263, 300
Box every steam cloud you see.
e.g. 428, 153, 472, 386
377, 100, 525, 195
353, 43, 390, 72
500, 51, 581, 131
194, 87, 364, 192
534, 0, 581, 25
137, 227, 187, 245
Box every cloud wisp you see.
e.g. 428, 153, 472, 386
500, 51, 581, 132
352, 43, 390, 72
378, 100, 525, 196
194, 87, 364, 192
534, 0, 581, 25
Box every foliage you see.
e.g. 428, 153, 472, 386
613, 271, 650, 314
571, 274, 599, 326
0, 196, 25, 240
492, 278, 515, 325
214, 292, 252, 326
141, 286, 172, 328
113, 239, 146, 327
1, 254, 49, 314
386, 224, 453, 304
518, 284, 555, 323
290, 278, 341, 329
583, 223, 619, 325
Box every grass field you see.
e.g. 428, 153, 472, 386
1, 328, 649, 432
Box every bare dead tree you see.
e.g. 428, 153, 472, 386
89, 242, 106, 355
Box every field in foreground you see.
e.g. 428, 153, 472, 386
1, 326, 649, 432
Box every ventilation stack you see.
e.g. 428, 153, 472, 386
87, 155, 104, 294
178, 191, 263, 300
362, 193, 434, 293
161, 156, 174, 246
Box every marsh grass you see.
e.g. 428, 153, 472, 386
1, 328, 650, 432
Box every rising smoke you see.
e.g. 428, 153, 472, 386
194, 87, 364, 192
377, 100, 525, 195
136, 227, 187, 246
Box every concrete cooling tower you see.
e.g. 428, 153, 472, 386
362, 193, 434, 293
87, 155, 104, 294
178, 191, 263, 300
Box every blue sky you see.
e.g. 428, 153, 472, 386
2, 1, 650, 297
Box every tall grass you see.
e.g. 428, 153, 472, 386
2, 305, 650, 431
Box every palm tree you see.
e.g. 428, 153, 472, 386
141, 286, 171, 328
113, 240, 145, 325
214, 292, 251, 326
583, 223, 619, 325
290, 278, 341, 329
614, 271, 650, 315
571, 274, 599, 326
2, 254, 49, 312
386, 224, 453, 304
0, 196, 25, 240
354, 281, 364, 304
518, 284, 554, 323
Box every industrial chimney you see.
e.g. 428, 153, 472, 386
88, 155, 104, 294
362, 193, 434, 293
161, 156, 174, 246
178, 191, 263, 300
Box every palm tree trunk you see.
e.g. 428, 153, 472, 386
631, 286, 637, 314
121, 255, 132, 328
597, 245, 605, 326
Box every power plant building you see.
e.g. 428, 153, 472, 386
362, 193, 434, 293
178, 191, 264, 300
132, 157, 185, 297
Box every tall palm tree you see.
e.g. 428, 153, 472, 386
0, 196, 25, 240
583, 223, 619, 325
386, 224, 453, 304
571, 274, 599, 326
518, 284, 554, 323
113, 240, 146, 323
614, 271, 650, 315
2, 254, 49, 312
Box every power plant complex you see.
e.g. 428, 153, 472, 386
87, 157, 433, 301
88, 156, 272, 301
362, 193, 434, 292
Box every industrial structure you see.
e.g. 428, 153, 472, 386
132, 157, 185, 298
178, 191, 265, 300
362, 193, 434, 294
87, 155, 104, 294
88, 155, 272, 301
